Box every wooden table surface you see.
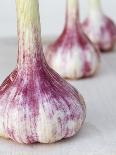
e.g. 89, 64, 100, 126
0, 38, 116, 155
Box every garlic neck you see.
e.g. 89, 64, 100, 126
16, 0, 43, 68
88, 0, 103, 19
65, 0, 79, 29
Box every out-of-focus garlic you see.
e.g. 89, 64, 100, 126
0, 0, 86, 144
83, 0, 116, 52
45, 0, 100, 79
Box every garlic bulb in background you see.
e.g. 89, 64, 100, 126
45, 0, 100, 79
83, 0, 116, 52
0, 0, 86, 144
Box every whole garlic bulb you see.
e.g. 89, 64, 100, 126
0, 0, 86, 144
45, 0, 100, 79
83, 0, 116, 52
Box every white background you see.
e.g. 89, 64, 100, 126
0, 0, 116, 38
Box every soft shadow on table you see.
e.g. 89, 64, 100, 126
58, 122, 102, 144
0, 122, 101, 151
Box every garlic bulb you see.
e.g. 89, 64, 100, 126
83, 0, 116, 52
0, 0, 86, 144
45, 0, 100, 79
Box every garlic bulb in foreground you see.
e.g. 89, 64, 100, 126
45, 0, 100, 79
0, 0, 86, 144
83, 0, 116, 52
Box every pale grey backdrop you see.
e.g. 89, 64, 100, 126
0, 0, 116, 38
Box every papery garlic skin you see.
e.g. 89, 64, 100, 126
0, 0, 86, 144
45, 0, 100, 79
0, 67, 85, 143
83, 0, 116, 52
46, 33, 99, 79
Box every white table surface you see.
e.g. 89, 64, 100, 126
0, 38, 116, 155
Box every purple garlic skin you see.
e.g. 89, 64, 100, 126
45, 0, 100, 79
0, 53, 86, 144
83, 0, 116, 52
83, 15, 116, 52
0, 0, 86, 144
45, 25, 100, 79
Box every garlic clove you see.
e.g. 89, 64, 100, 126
0, 0, 86, 144
45, 0, 100, 79
83, 0, 116, 52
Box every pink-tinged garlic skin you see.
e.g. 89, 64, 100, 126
83, 15, 116, 52
0, 0, 86, 144
46, 26, 99, 79
83, 0, 116, 52
45, 0, 100, 79
0, 51, 85, 143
